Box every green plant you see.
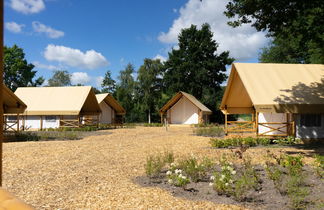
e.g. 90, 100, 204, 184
273, 136, 301, 145
210, 137, 271, 148
166, 169, 190, 187
177, 156, 213, 182
195, 126, 224, 137
145, 151, 175, 177
280, 155, 303, 176
212, 157, 236, 195
286, 175, 309, 209
143, 123, 163, 127
313, 155, 324, 178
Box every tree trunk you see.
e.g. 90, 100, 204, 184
148, 110, 151, 124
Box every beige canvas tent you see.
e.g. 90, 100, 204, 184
220, 63, 324, 139
14, 86, 101, 129
160, 91, 212, 124
3, 84, 27, 131
96, 93, 126, 124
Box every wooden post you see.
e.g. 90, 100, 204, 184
164, 118, 168, 131
224, 113, 228, 135
256, 112, 259, 136
17, 114, 19, 132
0, 0, 4, 186
40, 116, 43, 130
22, 115, 25, 131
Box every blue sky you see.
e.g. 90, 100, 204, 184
4, 0, 267, 88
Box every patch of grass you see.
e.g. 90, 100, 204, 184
195, 126, 224, 137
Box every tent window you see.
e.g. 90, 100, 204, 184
45, 116, 56, 122
7, 115, 17, 122
300, 114, 321, 127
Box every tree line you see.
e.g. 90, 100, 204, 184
4, 0, 323, 123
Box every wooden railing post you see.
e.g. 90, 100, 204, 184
255, 112, 259, 136
225, 113, 228, 135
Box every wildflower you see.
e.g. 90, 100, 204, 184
231, 170, 236, 175
175, 169, 182, 174
229, 162, 233, 165
225, 183, 229, 186
229, 179, 233, 184
166, 171, 172, 175
181, 175, 187, 180
227, 166, 233, 171
170, 163, 176, 167
221, 174, 225, 179
210, 176, 215, 181
209, 182, 214, 186
168, 179, 173, 184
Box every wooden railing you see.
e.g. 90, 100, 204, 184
60, 119, 79, 127
258, 122, 295, 137
226, 121, 255, 133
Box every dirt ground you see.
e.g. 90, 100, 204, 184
2, 126, 323, 209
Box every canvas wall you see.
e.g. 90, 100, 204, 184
99, 102, 115, 124
167, 97, 199, 124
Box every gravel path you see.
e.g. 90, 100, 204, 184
2, 126, 319, 209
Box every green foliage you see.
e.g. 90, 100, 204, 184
273, 136, 301, 145
194, 126, 224, 137
212, 158, 236, 195
286, 176, 309, 209
143, 123, 163, 127
4, 45, 44, 91
137, 59, 164, 123
144, 151, 174, 177
166, 169, 190, 187
164, 24, 234, 123
177, 156, 213, 182
48, 70, 71, 86
225, 0, 324, 63
313, 155, 324, 178
280, 155, 303, 176
101, 70, 116, 93
210, 137, 270, 148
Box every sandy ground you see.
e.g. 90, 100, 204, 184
2, 126, 321, 209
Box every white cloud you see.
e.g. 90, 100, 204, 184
10, 0, 45, 14
33, 61, 59, 70
44, 44, 109, 70
95, 76, 104, 88
158, 0, 267, 60
71, 72, 91, 85
5, 21, 25, 33
153, 54, 167, 62
32, 21, 64, 39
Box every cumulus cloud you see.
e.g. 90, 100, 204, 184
5, 21, 25, 33
10, 0, 45, 14
71, 72, 91, 85
158, 0, 267, 60
153, 54, 167, 62
33, 61, 59, 70
44, 44, 109, 70
32, 21, 64, 38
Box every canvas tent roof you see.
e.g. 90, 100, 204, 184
3, 84, 27, 114
159, 91, 212, 114
220, 63, 324, 114
15, 86, 101, 115
96, 93, 126, 115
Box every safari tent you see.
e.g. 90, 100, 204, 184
220, 63, 324, 139
3, 84, 27, 131
160, 91, 212, 124
95, 93, 126, 124
14, 86, 101, 130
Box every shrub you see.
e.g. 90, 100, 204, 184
195, 126, 224, 137
145, 151, 174, 177
273, 136, 301, 145
13, 132, 40, 141
280, 155, 303, 176
177, 156, 213, 182
210, 137, 271, 148
212, 157, 236, 195
143, 123, 163, 127
166, 169, 190, 187
286, 175, 309, 209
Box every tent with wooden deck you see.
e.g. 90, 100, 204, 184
96, 93, 125, 124
220, 63, 324, 139
14, 86, 101, 129
3, 84, 27, 131
159, 91, 212, 124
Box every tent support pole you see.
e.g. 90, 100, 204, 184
224, 113, 228, 135
255, 112, 259, 136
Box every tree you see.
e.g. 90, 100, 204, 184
164, 24, 234, 122
101, 70, 116, 93
48, 70, 71, 86
4, 45, 44, 91
225, 0, 324, 63
137, 58, 164, 123
115, 63, 137, 122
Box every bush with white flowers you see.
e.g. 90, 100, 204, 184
166, 168, 190, 187
212, 158, 236, 195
